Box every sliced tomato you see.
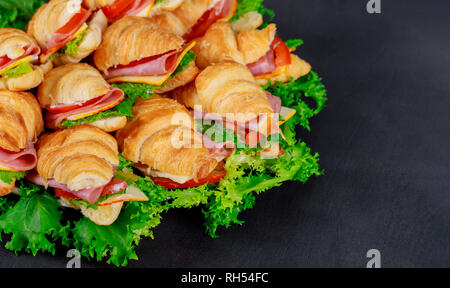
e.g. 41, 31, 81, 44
101, 178, 128, 196
44, 8, 91, 54
54, 188, 79, 199
102, 0, 135, 20
46, 94, 105, 114
0, 55, 11, 67
183, 0, 237, 42
271, 36, 292, 67
152, 171, 227, 189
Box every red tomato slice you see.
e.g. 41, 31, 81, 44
0, 55, 11, 67
54, 188, 79, 199
183, 0, 237, 42
102, 0, 135, 20
101, 178, 128, 196
46, 94, 105, 114
271, 36, 292, 67
44, 8, 91, 54
152, 171, 227, 189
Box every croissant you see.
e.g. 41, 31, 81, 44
0, 28, 52, 91
38, 63, 126, 132
236, 24, 276, 64
193, 22, 243, 69
93, 16, 184, 75
27, 0, 106, 64
0, 90, 44, 196
147, 0, 216, 36
171, 81, 200, 109
0, 91, 44, 152
195, 62, 274, 124
116, 98, 217, 182
256, 54, 312, 86
37, 125, 119, 192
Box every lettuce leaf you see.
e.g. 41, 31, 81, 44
1, 61, 33, 78
0, 0, 45, 29
0, 182, 71, 255
60, 31, 85, 55
171, 50, 196, 79
285, 38, 304, 49
0, 170, 26, 184
231, 0, 274, 23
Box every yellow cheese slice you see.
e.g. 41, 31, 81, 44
0, 165, 21, 173
0, 55, 34, 75
107, 41, 197, 86
255, 65, 287, 80
70, 23, 88, 42
98, 185, 149, 206
278, 106, 296, 126
66, 96, 123, 121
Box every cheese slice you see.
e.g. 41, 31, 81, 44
70, 23, 88, 42
138, 166, 193, 184
278, 106, 296, 126
66, 96, 123, 121
0, 165, 20, 173
107, 41, 197, 86
0, 55, 35, 76
98, 185, 149, 206
255, 65, 287, 80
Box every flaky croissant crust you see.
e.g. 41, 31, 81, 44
237, 23, 276, 64
37, 125, 119, 191
27, 0, 83, 50
195, 62, 274, 123
0, 28, 39, 60
116, 98, 217, 180
93, 16, 184, 74
82, 0, 115, 10
38, 63, 112, 107
0, 90, 44, 152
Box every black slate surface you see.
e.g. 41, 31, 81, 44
0, 0, 449, 268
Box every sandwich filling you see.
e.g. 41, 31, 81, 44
102, 0, 155, 22
0, 45, 41, 79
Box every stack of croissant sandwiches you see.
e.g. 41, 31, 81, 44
0, 0, 312, 226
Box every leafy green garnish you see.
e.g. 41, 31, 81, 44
0, 0, 45, 30
285, 38, 304, 49
112, 82, 159, 101
0, 183, 71, 255
0, 170, 26, 184
170, 50, 196, 79
231, 0, 275, 23
60, 31, 85, 55
1, 61, 33, 78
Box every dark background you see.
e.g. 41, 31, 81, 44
1, 0, 449, 268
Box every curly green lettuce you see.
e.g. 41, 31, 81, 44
0, 0, 45, 29
60, 31, 86, 56
0, 181, 71, 256
0, 170, 26, 184
231, 0, 274, 23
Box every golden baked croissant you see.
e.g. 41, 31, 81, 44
0, 28, 53, 91
193, 22, 243, 69
172, 81, 200, 109
236, 24, 276, 64
27, 0, 107, 64
38, 63, 126, 132
0, 90, 44, 196
195, 62, 274, 124
36, 125, 119, 192
116, 98, 218, 182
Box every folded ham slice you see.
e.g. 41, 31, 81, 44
125, 0, 154, 17
45, 87, 125, 129
105, 50, 179, 79
26, 171, 127, 204
0, 142, 37, 171
247, 49, 277, 76
0, 45, 41, 71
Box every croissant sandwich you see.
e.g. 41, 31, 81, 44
26, 125, 148, 225
27, 0, 108, 65
116, 97, 221, 186
193, 22, 312, 84
93, 16, 198, 92
147, 0, 237, 42
38, 63, 126, 132
84, 0, 185, 22
0, 28, 53, 91
0, 90, 44, 196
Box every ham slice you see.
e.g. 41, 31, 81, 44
105, 50, 179, 79
46, 9, 92, 53
247, 49, 276, 76
125, 0, 154, 17
26, 171, 126, 204
199, 132, 235, 161
0, 45, 40, 71
45, 87, 125, 129
0, 142, 37, 171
